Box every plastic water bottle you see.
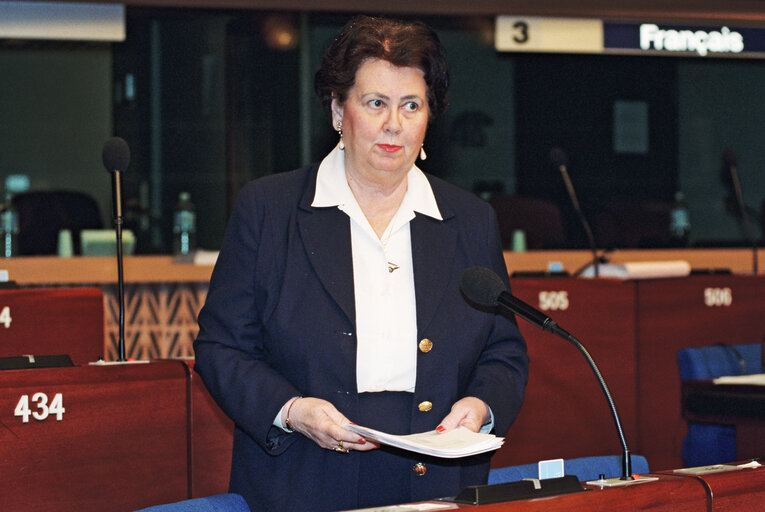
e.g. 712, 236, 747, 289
669, 191, 691, 246
173, 192, 196, 255
0, 193, 19, 258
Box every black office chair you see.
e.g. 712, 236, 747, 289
12, 190, 103, 255
676, 342, 763, 467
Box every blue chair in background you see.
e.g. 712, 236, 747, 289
677, 342, 763, 468
134, 493, 250, 512
488, 454, 650, 484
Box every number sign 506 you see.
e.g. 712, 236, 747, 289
704, 287, 733, 307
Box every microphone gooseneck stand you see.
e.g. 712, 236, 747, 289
494, 291, 633, 480
550, 148, 600, 277
725, 149, 759, 275
102, 137, 131, 362
112, 170, 126, 362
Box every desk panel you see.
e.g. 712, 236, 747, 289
0, 287, 103, 364
635, 275, 765, 470
659, 463, 765, 512
0, 361, 189, 512
186, 360, 233, 498
694, 463, 765, 511
494, 278, 637, 467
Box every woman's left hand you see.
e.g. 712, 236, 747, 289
436, 396, 489, 433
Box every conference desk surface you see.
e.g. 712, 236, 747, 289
655, 461, 765, 512
449, 474, 708, 511
389, 462, 765, 512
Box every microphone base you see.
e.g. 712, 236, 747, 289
585, 475, 659, 487
449, 475, 584, 505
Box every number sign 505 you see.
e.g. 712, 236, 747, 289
14, 393, 65, 423
538, 291, 569, 311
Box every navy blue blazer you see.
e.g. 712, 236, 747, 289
194, 164, 528, 511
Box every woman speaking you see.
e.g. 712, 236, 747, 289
194, 15, 528, 512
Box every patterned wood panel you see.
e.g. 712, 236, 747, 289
102, 282, 208, 361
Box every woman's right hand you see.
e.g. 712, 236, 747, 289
282, 397, 377, 452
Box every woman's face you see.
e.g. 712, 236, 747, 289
332, 58, 429, 181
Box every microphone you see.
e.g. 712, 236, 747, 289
550, 148, 601, 278
723, 148, 758, 275
102, 137, 130, 220
460, 265, 633, 481
102, 137, 130, 362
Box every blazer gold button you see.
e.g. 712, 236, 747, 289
418, 338, 433, 353
418, 401, 432, 412
413, 462, 427, 476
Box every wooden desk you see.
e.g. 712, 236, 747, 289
687, 463, 765, 511
418, 474, 709, 511
494, 277, 637, 468
683, 380, 765, 461
0, 361, 189, 512
658, 462, 765, 512
398, 464, 765, 512
635, 275, 765, 470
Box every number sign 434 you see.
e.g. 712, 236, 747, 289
14, 393, 65, 423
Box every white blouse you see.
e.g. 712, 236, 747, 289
312, 144, 443, 392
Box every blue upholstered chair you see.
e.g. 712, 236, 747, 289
488, 454, 650, 484
134, 493, 250, 512
677, 342, 763, 468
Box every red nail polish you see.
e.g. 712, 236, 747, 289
436, 425, 445, 433
358, 438, 366, 444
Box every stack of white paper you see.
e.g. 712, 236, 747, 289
713, 373, 765, 386
344, 424, 504, 458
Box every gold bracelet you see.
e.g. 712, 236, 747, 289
285, 397, 301, 431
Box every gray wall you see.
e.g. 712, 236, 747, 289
0, 46, 112, 227
678, 60, 765, 244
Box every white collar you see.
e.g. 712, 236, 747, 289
312, 144, 443, 221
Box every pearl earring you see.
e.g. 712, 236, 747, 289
336, 122, 345, 150
419, 145, 427, 161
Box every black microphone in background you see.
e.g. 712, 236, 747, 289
102, 137, 131, 362
460, 265, 634, 481
550, 148, 601, 278
723, 148, 758, 275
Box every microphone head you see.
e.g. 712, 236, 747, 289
102, 137, 131, 173
460, 266, 507, 307
722, 148, 737, 168
549, 147, 568, 168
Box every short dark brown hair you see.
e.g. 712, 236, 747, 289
314, 15, 450, 119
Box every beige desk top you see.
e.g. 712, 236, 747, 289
504, 247, 762, 276
0, 248, 760, 286
0, 255, 215, 285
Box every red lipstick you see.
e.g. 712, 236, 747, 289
378, 144, 402, 153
